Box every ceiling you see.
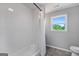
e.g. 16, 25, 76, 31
43, 3, 79, 14
23, 3, 79, 14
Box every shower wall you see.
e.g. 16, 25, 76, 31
0, 3, 41, 56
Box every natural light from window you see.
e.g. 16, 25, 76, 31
51, 15, 67, 31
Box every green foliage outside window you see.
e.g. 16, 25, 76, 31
53, 24, 65, 30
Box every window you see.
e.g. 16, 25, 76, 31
51, 15, 67, 31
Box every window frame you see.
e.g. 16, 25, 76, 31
50, 14, 67, 31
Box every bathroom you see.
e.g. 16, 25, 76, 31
0, 3, 79, 56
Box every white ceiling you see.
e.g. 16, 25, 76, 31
43, 3, 79, 14
23, 3, 79, 14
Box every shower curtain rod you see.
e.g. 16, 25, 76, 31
33, 3, 42, 11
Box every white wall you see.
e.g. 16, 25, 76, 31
0, 3, 40, 56
46, 6, 79, 50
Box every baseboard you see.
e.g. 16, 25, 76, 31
32, 50, 40, 56
46, 44, 71, 52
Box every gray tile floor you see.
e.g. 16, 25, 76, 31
46, 46, 71, 56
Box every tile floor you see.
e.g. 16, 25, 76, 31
46, 46, 71, 56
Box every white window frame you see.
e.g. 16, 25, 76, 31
51, 14, 67, 31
